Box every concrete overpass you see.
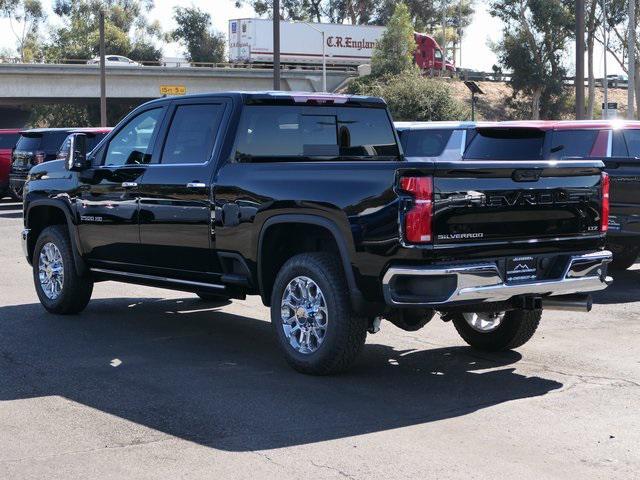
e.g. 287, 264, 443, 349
0, 63, 355, 106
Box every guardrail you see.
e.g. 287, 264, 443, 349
0, 56, 357, 73
457, 70, 629, 89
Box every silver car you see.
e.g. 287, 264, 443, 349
395, 121, 478, 162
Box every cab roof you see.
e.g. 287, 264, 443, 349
146, 91, 387, 107
395, 121, 479, 130
480, 120, 640, 131
19, 127, 111, 134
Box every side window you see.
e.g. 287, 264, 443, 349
435, 49, 443, 60
549, 130, 598, 159
612, 130, 628, 157
235, 107, 339, 159
160, 104, 224, 164
58, 136, 71, 155
623, 130, 640, 157
404, 129, 454, 157
337, 108, 399, 157
104, 109, 164, 166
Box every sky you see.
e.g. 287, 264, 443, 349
0, 0, 623, 76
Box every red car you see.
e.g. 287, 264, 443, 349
464, 120, 640, 269
0, 129, 21, 199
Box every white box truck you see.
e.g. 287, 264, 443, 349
228, 18, 385, 67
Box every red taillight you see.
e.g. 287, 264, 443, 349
34, 151, 45, 165
601, 172, 610, 232
400, 176, 433, 243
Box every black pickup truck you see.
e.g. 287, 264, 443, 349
21, 92, 612, 374
464, 121, 640, 269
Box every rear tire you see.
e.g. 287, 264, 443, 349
33, 225, 93, 314
452, 309, 541, 351
270, 252, 367, 375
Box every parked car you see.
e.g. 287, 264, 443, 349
463, 120, 640, 269
21, 92, 611, 375
395, 121, 477, 161
56, 128, 112, 160
87, 55, 142, 67
0, 129, 20, 199
10, 127, 111, 200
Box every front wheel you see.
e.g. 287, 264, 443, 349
270, 253, 367, 375
451, 309, 541, 351
33, 225, 93, 314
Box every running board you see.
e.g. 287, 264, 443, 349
90, 268, 226, 291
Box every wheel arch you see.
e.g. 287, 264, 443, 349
257, 214, 364, 310
25, 199, 88, 276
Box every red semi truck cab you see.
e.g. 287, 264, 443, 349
414, 32, 456, 72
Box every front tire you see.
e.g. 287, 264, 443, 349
33, 225, 93, 314
270, 253, 367, 375
452, 309, 541, 351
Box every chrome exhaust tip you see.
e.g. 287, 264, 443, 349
542, 294, 593, 313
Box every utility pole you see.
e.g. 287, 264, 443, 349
99, 10, 107, 127
628, 0, 636, 119
441, 6, 447, 73
603, 0, 608, 119
458, 0, 463, 68
273, 0, 281, 90
576, 0, 585, 120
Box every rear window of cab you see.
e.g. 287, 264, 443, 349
234, 105, 400, 161
464, 128, 545, 160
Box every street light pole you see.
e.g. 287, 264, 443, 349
299, 21, 327, 92
603, 0, 608, 119
99, 10, 107, 127
273, 0, 281, 90
321, 30, 326, 92
628, 0, 636, 119
576, 0, 585, 120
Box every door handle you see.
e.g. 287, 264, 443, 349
121, 182, 138, 188
186, 182, 207, 188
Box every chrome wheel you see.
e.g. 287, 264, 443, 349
38, 242, 64, 300
463, 311, 505, 333
280, 276, 328, 354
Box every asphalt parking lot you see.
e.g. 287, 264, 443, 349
0, 197, 638, 479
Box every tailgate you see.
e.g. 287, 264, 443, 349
604, 157, 640, 205
432, 160, 604, 245
603, 157, 640, 234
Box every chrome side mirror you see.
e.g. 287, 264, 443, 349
66, 133, 88, 171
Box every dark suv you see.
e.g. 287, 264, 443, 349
464, 120, 640, 269
10, 128, 111, 200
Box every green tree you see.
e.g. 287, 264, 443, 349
235, 0, 376, 24
371, 2, 416, 76
0, 0, 45, 62
171, 6, 225, 64
347, 71, 467, 121
46, 0, 162, 62
236, 0, 474, 30
490, 0, 573, 119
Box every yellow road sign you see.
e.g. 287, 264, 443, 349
160, 85, 187, 95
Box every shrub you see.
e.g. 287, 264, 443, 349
347, 71, 468, 122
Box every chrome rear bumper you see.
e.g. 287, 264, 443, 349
382, 250, 613, 307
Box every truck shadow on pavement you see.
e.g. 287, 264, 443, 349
0, 297, 562, 452
593, 267, 640, 304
